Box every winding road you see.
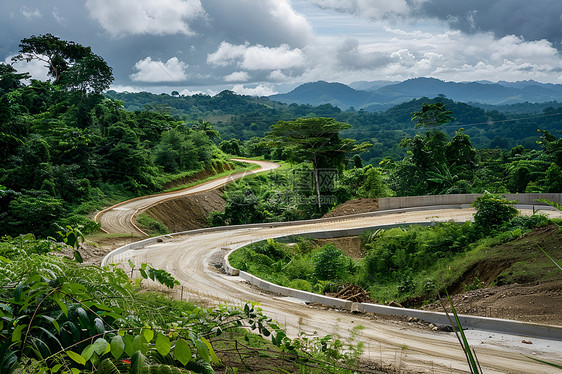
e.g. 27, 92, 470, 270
97, 160, 562, 373
95, 159, 280, 235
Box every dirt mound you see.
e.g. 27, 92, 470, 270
422, 224, 562, 326
144, 189, 225, 232
323, 198, 378, 218
316, 236, 363, 259
423, 280, 562, 326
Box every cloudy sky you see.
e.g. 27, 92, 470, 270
2, 0, 562, 96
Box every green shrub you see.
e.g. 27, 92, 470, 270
250, 252, 275, 267
253, 239, 289, 261
313, 244, 347, 281
207, 210, 226, 226
136, 213, 169, 235
397, 271, 415, 294
284, 255, 314, 280
472, 193, 518, 234
288, 279, 313, 292
501, 214, 549, 231
362, 223, 478, 285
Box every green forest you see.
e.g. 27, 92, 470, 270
106, 90, 562, 164
0, 35, 238, 239
1, 35, 562, 373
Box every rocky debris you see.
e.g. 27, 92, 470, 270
429, 323, 454, 332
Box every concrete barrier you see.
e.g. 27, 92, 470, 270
359, 303, 562, 340
238, 270, 353, 309
378, 193, 562, 210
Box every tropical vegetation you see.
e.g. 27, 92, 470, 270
2, 34, 562, 373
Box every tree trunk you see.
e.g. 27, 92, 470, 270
313, 152, 321, 209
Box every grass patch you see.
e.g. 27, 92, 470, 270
162, 161, 261, 193
135, 213, 169, 236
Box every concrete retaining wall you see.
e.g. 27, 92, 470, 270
239, 271, 353, 309
378, 193, 562, 210
358, 303, 562, 340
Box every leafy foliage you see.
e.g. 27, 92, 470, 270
472, 193, 519, 234
0, 35, 227, 237
411, 102, 454, 129
0, 235, 364, 374
229, 239, 359, 293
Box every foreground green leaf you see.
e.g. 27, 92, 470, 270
174, 338, 191, 366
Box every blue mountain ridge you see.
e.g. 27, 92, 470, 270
268, 77, 562, 112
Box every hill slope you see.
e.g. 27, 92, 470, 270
270, 78, 562, 111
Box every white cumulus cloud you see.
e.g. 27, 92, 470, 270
224, 71, 251, 82
85, 0, 204, 37
207, 42, 305, 71
391, 49, 417, 67
7, 56, 50, 82
231, 84, 277, 96
130, 57, 188, 82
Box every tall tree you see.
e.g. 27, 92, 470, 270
393, 102, 457, 195
269, 117, 370, 208
411, 102, 454, 129
12, 34, 113, 94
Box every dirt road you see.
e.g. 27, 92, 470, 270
106, 207, 562, 374
95, 159, 280, 235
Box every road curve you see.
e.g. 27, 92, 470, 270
106, 207, 562, 374
94, 159, 280, 236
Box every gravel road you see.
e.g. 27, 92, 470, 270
106, 207, 562, 374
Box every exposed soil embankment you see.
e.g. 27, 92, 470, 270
144, 189, 225, 232
423, 224, 562, 325
316, 217, 562, 325
143, 161, 234, 232
316, 236, 364, 259
323, 198, 378, 218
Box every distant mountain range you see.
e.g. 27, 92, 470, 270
268, 78, 562, 112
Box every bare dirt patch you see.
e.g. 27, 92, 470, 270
316, 236, 364, 259
144, 189, 225, 232
421, 225, 562, 326
323, 198, 378, 218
